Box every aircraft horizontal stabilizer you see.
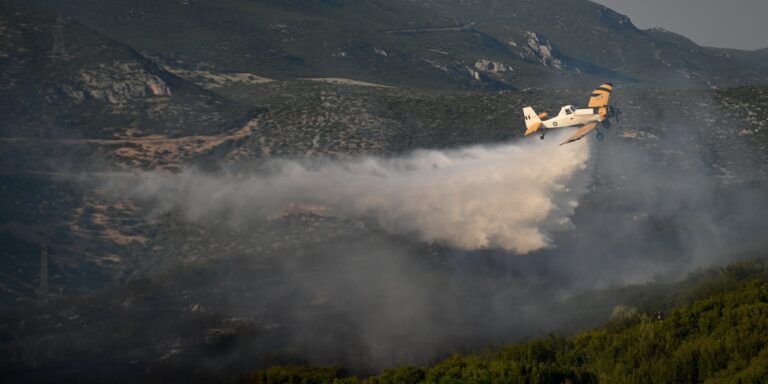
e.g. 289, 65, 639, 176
525, 121, 542, 136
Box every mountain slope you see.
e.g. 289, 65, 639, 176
21, 0, 768, 89
2, 3, 768, 382
0, 6, 262, 172
251, 258, 768, 383
0, 8, 253, 140
416, 0, 768, 87
20, 0, 552, 90
0, 7, 261, 307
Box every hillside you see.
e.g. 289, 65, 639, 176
0, 7, 261, 307
20, 0, 768, 89
250, 258, 768, 383
2, 7, 768, 372
5, 257, 766, 382
2, 2, 768, 382
0, 7, 259, 171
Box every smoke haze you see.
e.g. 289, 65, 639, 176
109, 131, 591, 253
70, 117, 768, 376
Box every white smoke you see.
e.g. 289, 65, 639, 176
110, 131, 591, 253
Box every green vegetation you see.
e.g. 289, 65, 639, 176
247, 366, 353, 384
247, 259, 768, 383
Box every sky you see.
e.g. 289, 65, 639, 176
592, 0, 768, 50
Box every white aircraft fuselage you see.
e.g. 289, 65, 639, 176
539, 105, 602, 129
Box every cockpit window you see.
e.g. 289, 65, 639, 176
570, 106, 576, 112
565, 109, 572, 115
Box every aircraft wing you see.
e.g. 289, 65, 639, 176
560, 122, 598, 145
587, 83, 613, 108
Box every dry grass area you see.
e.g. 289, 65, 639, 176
163, 67, 274, 89
68, 200, 147, 247
101, 228, 147, 246
299, 77, 392, 88
618, 129, 659, 141
109, 116, 259, 167
0, 117, 261, 168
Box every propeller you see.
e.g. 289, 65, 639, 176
608, 105, 622, 125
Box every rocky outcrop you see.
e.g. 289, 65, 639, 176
75, 62, 172, 104
474, 59, 511, 73
523, 31, 564, 70
0, 8, 251, 143
467, 67, 481, 80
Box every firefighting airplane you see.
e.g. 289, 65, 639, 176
522, 83, 621, 145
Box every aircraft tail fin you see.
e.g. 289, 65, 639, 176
523, 107, 543, 136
